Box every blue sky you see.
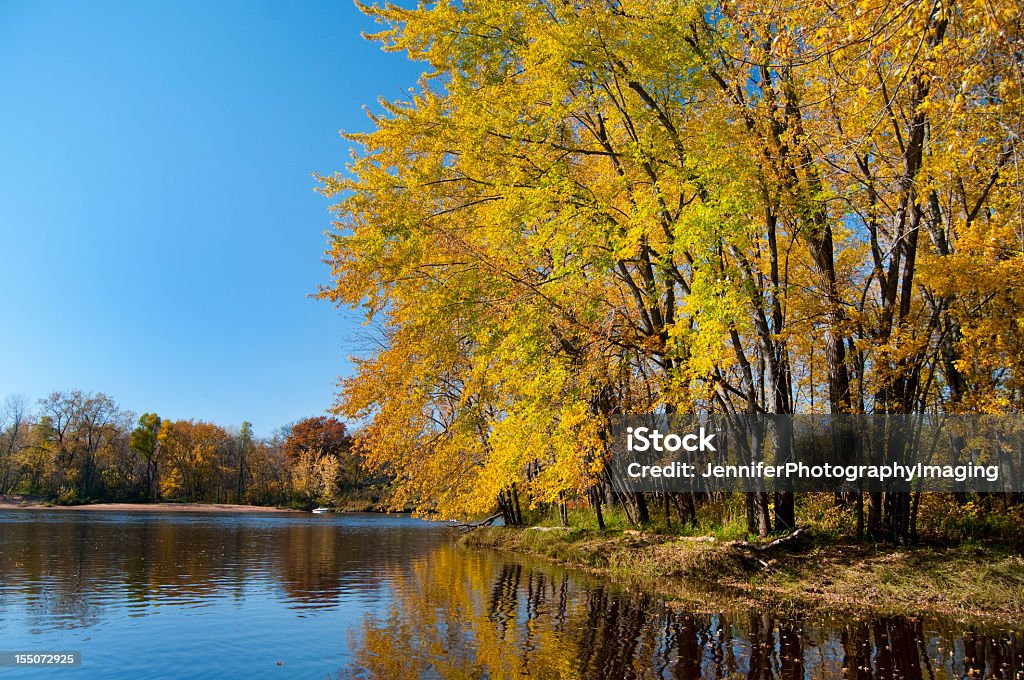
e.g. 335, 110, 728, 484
0, 1, 421, 434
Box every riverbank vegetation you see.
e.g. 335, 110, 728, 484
319, 0, 1024, 546
0, 391, 377, 509
462, 495, 1024, 622
464, 526, 1024, 622
353, 546, 1021, 678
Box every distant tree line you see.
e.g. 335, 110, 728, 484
0, 391, 364, 507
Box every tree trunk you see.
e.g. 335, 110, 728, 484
511, 483, 523, 526
632, 492, 650, 525
591, 486, 605, 530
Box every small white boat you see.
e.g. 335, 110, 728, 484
312, 507, 331, 514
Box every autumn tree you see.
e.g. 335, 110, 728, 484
0, 395, 31, 493
130, 413, 163, 501
158, 420, 233, 502
284, 416, 352, 460
36, 391, 131, 499
320, 0, 1022, 541
235, 421, 253, 504
283, 416, 360, 492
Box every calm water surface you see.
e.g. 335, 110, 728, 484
0, 510, 1021, 679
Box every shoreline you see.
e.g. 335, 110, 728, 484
0, 495, 301, 513
462, 526, 1024, 625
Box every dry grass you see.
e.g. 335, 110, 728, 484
463, 527, 1024, 623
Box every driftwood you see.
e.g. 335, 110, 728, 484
452, 512, 503, 532
727, 527, 805, 552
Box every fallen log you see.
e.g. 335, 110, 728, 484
727, 527, 805, 552
452, 512, 503, 532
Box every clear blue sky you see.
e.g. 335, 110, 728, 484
0, 1, 421, 434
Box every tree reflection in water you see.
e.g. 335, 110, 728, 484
0, 512, 434, 622
348, 545, 1024, 680
2, 513, 1022, 679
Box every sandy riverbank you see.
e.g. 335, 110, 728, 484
0, 495, 300, 513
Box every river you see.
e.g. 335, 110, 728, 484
0, 510, 1021, 678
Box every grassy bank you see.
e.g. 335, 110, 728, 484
462, 525, 1024, 623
